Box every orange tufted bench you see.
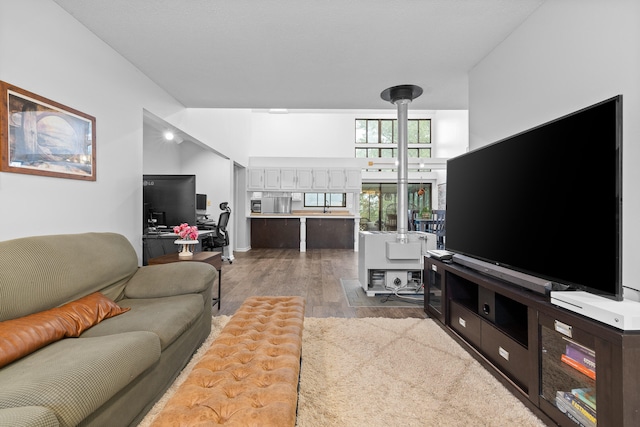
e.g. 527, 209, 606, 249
150, 296, 305, 427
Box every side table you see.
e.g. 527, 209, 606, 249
148, 251, 222, 310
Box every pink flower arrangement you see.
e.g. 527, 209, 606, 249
173, 223, 199, 240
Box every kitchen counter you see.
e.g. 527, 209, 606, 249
249, 210, 356, 219
249, 213, 359, 251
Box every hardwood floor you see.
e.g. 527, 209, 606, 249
216, 248, 427, 319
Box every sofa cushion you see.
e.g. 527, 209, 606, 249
123, 262, 215, 299
80, 294, 204, 350
0, 331, 160, 427
0, 406, 59, 427
0, 233, 138, 322
0, 292, 130, 368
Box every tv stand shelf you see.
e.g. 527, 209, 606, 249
424, 256, 640, 427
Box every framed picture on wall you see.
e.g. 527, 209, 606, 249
0, 81, 96, 181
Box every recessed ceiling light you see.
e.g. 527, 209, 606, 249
163, 131, 174, 141
268, 108, 289, 114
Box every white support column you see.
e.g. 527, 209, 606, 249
299, 217, 306, 252
353, 218, 359, 252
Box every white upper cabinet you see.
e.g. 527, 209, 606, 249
280, 168, 297, 189
264, 168, 281, 190
345, 168, 362, 190
247, 166, 361, 192
328, 168, 346, 190
312, 168, 329, 190
296, 168, 313, 190
248, 167, 282, 190
247, 168, 264, 190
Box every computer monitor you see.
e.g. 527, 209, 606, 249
196, 193, 207, 215
143, 175, 196, 228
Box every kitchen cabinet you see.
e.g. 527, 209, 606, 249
345, 168, 362, 190
306, 218, 354, 249
247, 168, 264, 190
312, 168, 329, 190
328, 168, 346, 190
264, 168, 280, 189
282, 168, 312, 190
280, 168, 297, 189
251, 218, 299, 248
247, 166, 362, 192
247, 168, 283, 190
296, 168, 313, 190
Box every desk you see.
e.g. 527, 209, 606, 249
148, 251, 222, 310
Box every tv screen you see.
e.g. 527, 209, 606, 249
143, 175, 196, 228
446, 95, 622, 300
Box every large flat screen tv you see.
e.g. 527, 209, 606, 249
446, 95, 622, 300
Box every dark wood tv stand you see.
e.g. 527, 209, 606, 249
424, 256, 640, 427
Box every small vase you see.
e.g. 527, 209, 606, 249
175, 239, 198, 257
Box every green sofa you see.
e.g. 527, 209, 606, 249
0, 232, 216, 427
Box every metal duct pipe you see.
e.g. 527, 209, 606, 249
381, 84, 423, 244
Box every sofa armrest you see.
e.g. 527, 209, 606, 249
123, 263, 216, 299
0, 407, 59, 427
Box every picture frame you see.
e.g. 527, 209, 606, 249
0, 81, 96, 181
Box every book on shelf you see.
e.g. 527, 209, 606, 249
561, 353, 596, 380
572, 387, 597, 412
564, 338, 596, 371
556, 391, 596, 427
562, 391, 597, 422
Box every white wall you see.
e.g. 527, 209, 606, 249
0, 0, 187, 260
170, 108, 253, 167
248, 109, 468, 159
468, 0, 640, 295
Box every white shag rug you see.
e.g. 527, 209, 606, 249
139, 316, 546, 427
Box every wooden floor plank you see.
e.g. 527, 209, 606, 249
217, 248, 427, 319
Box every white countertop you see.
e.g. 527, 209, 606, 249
249, 213, 358, 219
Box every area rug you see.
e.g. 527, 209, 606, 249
138, 316, 545, 427
340, 278, 423, 308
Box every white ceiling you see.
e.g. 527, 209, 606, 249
53, 0, 544, 111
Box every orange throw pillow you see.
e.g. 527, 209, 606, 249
0, 292, 130, 368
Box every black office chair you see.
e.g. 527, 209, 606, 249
205, 202, 232, 263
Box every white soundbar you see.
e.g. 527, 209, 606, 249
550, 291, 640, 330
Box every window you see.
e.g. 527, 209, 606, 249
304, 193, 346, 208
355, 118, 432, 171
359, 183, 431, 231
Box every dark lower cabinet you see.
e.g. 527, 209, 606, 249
250, 217, 354, 249
306, 218, 354, 249
424, 256, 640, 427
251, 218, 300, 248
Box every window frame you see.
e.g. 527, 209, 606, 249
355, 118, 432, 171
304, 192, 347, 208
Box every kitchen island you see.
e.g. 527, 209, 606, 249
249, 211, 359, 252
